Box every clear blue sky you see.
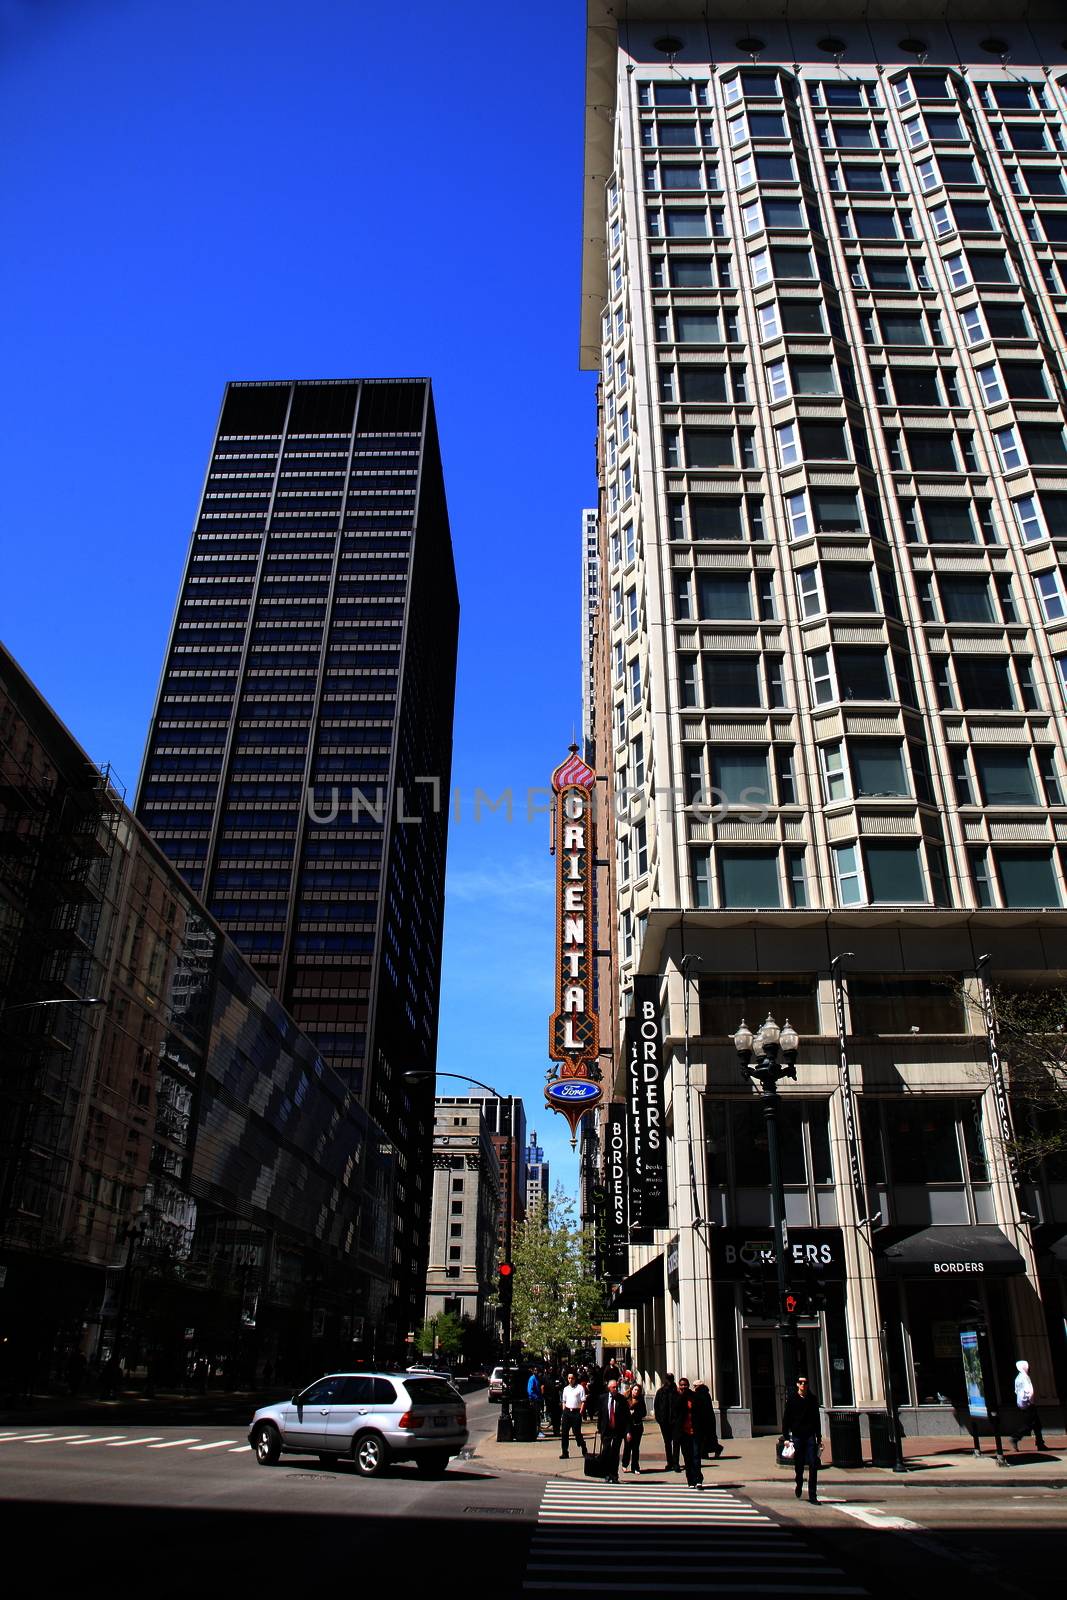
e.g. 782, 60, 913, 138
0, 0, 597, 1192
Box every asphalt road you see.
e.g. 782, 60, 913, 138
1, 1394, 1063, 1599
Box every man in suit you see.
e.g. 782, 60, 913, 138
597, 1377, 629, 1483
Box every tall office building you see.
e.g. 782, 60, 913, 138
524, 1130, 550, 1216
424, 1098, 500, 1353
136, 378, 458, 1353
472, 1095, 528, 1254
582, 7, 1067, 1434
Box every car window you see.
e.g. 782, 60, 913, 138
299, 1377, 346, 1404
339, 1376, 374, 1403
372, 1378, 397, 1405
405, 1378, 459, 1404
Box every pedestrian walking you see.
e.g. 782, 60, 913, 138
560, 1370, 588, 1459
654, 1373, 678, 1470
670, 1377, 704, 1488
622, 1380, 647, 1473
596, 1377, 629, 1483
782, 1375, 822, 1504
694, 1380, 723, 1459
1010, 1359, 1048, 1451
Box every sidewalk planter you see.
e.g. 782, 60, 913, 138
827, 1410, 863, 1469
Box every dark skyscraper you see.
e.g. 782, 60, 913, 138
136, 378, 458, 1350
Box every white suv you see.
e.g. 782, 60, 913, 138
248, 1371, 467, 1476
487, 1365, 508, 1402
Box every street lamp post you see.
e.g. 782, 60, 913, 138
734, 1014, 800, 1417
402, 1068, 514, 1435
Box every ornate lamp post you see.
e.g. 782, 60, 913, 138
733, 1014, 800, 1408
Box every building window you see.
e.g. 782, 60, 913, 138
718, 849, 781, 908
848, 977, 965, 1035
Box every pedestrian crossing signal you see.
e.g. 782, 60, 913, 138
781, 1289, 808, 1317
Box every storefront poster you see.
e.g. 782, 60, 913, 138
960, 1328, 989, 1419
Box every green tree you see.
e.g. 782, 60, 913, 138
415, 1310, 464, 1356
984, 982, 1067, 1174
509, 1185, 604, 1356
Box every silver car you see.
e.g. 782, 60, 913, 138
248, 1371, 467, 1477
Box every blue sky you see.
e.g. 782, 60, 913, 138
0, 0, 597, 1190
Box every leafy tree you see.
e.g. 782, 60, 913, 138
415, 1310, 464, 1356
983, 983, 1067, 1174
509, 1185, 605, 1356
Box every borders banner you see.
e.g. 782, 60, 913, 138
605, 1101, 628, 1280
625, 976, 668, 1231
832, 967, 870, 1226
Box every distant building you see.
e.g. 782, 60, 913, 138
0, 643, 397, 1384
476, 1095, 528, 1254
424, 1099, 500, 1347
525, 1130, 550, 1216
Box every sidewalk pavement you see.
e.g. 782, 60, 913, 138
470, 1417, 1067, 1488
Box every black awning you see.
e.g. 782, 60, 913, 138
877, 1225, 1025, 1279
617, 1254, 664, 1308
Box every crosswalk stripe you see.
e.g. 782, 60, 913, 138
229, 1445, 249, 1452
188, 1440, 239, 1451
146, 1437, 201, 1449
66, 1435, 127, 1445
24, 1434, 94, 1444
106, 1437, 164, 1447
523, 1476, 868, 1598
0, 1433, 56, 1442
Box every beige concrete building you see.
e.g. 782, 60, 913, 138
581, 3, 1067, 1434
424, 1099, 501, 1343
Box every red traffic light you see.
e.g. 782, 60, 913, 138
499, 1261, 513, 1277
783, 1291, 800, 1316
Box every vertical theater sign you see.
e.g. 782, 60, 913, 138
545, 745, 603, 1145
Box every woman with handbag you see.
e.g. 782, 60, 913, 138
622, 1380, 647, 1473
781, 1375, 822, 1504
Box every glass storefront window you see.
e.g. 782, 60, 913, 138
884, 1098, 962, 1183
848, 974, 966, 1034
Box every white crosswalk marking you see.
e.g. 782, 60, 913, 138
0, 1433, 56, 1443
25, 1434, 94, 1444
188, 1440, 239, 1451
106, 1437, 165, 1447
66, 1435, 127, 1446
523, 1478, 867, 1597
146, 1437, 201, 1449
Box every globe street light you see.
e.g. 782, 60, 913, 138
733, 1013, 800, 1412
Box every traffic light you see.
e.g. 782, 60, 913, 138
498, 1260, 514, 1312
810, 1277, 829, 1313
781, 1288, 810, 1318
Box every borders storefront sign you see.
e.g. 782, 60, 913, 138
605, 1101, 628, 1280
625, 976, 668, 1232
711, 1227, 846, 1280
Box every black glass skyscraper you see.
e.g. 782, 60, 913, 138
137, 379, 458, 1350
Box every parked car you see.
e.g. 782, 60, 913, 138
248, 1371, 467, 1476
487, 1365, 507, 1402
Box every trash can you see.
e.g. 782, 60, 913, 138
827, 1410, 863, 1469
511, 1401, 538, 1442
867, 1410, 896, 1468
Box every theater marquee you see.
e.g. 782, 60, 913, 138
545, 744, 602, 1144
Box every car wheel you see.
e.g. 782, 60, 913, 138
415, 1451, 451, 1477
252, 1423, 281, 1466
352, 1432, 389, 1477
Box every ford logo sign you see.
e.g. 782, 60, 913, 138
547, 1080, 600, 1103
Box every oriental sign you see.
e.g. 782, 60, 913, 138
545, 744, 603, 1143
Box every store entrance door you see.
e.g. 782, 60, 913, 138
745, 1328, 819, 1433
